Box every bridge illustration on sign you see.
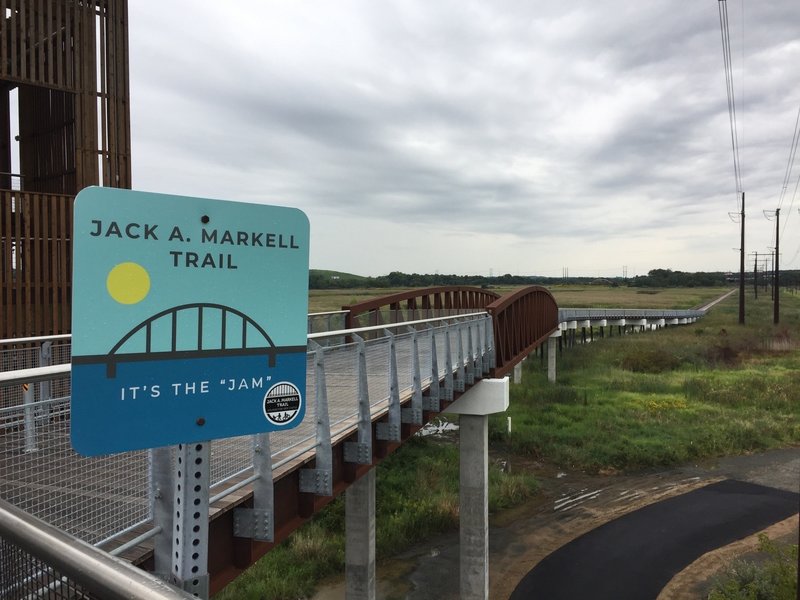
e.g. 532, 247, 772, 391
72, 303, 306, 378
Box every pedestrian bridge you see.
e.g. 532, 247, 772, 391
0, 286, 704, 599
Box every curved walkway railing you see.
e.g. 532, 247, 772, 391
486, 286, 560, 378
558, 308, 706, 321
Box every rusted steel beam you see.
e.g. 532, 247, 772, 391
344, 286, 499, 329
486, 286, 559, 378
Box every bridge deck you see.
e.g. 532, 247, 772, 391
0, 316, 490, 573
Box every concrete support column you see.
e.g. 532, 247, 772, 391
346, 469, 376, 600
547, 337, 557, 383
513, 361, 522, 384
444, 378, 509, 600
459, 413, 489, 600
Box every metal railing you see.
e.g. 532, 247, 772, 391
0, 496, 194, 599
0, 312, 493, 590
558, 307, 706, 321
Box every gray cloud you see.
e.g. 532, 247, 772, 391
129, 0, 800, 276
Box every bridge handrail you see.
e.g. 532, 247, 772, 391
307, 310, 349, 317
308, 311, 488, 341
0, 496, 195, 600
0, 334, 71, 345
0, 313, 489, 386
558, 307, 706, 320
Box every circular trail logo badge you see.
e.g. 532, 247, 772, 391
263, 382, 302, 426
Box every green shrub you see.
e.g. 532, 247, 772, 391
707, 535, 798, 600
620, 348, 682, 373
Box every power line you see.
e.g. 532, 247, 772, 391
778, 102, 800, 244
777, 103, 800, 211
718, 0, 744, 200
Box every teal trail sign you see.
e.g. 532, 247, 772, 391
71, 187, 309, 456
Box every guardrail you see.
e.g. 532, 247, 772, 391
558, 308, 706, 321
0, 496, 194, 600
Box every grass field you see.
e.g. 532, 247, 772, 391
217, 285, 798, 599
491, 290, 800, 472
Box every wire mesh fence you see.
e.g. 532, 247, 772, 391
0, 538, 95, 600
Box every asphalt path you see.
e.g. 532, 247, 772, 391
509, 479, 799, 600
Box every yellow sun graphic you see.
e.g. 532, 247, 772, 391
106, 262, 151, 304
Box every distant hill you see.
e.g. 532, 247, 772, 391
309, 269, 369, 289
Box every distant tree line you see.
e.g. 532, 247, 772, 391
629, 269, 728, 288
309, 268, 751, 290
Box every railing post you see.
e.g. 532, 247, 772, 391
38, 341, 52, 423
465, 322, 476, 385
423, 325, 441, 412
455, 321, 466, 392
344, 334, 373, 464
300, 341, 333, 496
485, 316, 495, 372
23, 382, 37, 453
376, 330, 401, 441
444, 323, 454, 400
170, 441, 211, 598
401, 327, 423, 425
233, 433, 274, 542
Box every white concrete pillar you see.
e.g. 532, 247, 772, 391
459, 413, 489, 600
444, 378, 509, 600
513, 361, 522, 384
346, 469, 376, 600
547, 336, 558, 383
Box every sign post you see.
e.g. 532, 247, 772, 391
72, 188, 309, 597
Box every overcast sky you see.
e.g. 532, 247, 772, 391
127, 1, 799, 278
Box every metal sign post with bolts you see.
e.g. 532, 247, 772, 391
170, 442, 211, 597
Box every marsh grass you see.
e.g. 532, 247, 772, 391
491, 292, 800, 472
215, 437, 537, 599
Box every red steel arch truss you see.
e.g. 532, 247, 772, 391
487, 285, 560, 378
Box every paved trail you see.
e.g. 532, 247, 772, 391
313, 447, 799, 600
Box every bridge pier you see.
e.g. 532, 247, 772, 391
547, 333, 559, 383
445, 378, 509, 600
346, 469, 376, 600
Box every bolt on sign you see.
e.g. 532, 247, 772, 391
71, 187, 309, 456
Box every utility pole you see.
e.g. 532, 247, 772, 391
766, 253, 771, 293
738, 192, 745, 325
774, 209, 780, 324
752, 251, 758, 299
765, 208, 781, 324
